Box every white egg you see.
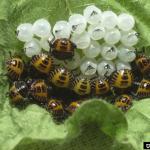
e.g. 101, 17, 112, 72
32, 18, 51, 38
101, 44, 118, 60
40, 33, 53, 51
115, 60, 131, 70
53, 20, 71, 39
88, 24, 105, 40
121, 30, 139, 47
63, 52, 81, 70
104, 28, 121, 45
83, 5, 102, 24
97, 59, 116, 78
24, 38, 41, 57
40, 38, 49, 51
101, 11, 118, 29
71, 31, 91, 49
83, 40, 101, 58
117, 45, 136, 62
80, 57, 97, 76
118, 13, 135, 31
69, 14, 87, 34
16, 23, 33, 42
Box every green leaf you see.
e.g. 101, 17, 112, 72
126, 99, 150, 150
0, 104, 67, 150
0, 0, 150, 150
0, 0, 11, 21
10, 100, 133, 150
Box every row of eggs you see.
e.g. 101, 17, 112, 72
16, 5, 138, 58
17, 4, 136, 40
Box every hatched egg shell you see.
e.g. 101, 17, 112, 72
53, 20, 71, 39
16, 23, 33, 42
97, 59, 116, 78
32, 18, 51, 38
83, 5, 102, 25
101, 44, 118, 60
117, 45, 136, 62
83, 40, 101, 58
121, 30, 139, 47
63, 52, 81, 70
88, 24, 105, 40
115, 60, 132, 70
71, 31, 91, 49
40, 33, 53, 51
24, 38, 41, 57
104, 28, 121, 45
101, 11, 118, 29
118, 13, 135, 31
69, 14, 87, 34
80, 57, 97, 76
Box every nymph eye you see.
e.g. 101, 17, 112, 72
121, 30, 139, 47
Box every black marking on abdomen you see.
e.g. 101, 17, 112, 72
78, 89, 86, 93
57, 80, 65, 85
98, 83, 106, 88
120, 80, 129, 85
60, 45, 67, 49
80, 84, 87, 89
40, 63, 47, 69
59, 76, 66, 81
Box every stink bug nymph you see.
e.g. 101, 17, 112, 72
133, 79, 150, 98
115, 94, 132, 111
29, 79, 49, 103
109, 69, 134, 89
9, 81, 28, 104
49, 38, 76, 60
71, 76, 91, 96
30, 53, 54, 75
47, 98, 64, 115
135, 54, 150, 76
66, 101, 82, 114
6, 57, 25, 81
47, 98, 66, 121
91, 77, 110, 96
48, 67, 73, 88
